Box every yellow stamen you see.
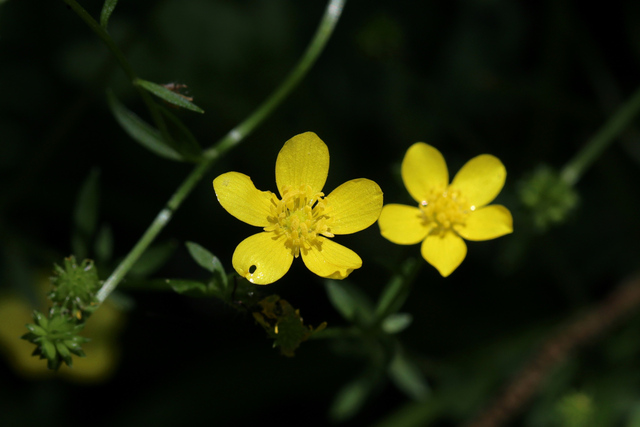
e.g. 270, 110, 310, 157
419, 188, 472, 236
265, 185, 334, 257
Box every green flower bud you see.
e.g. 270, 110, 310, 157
21, 308, 89, 370
519, 166, 579, 231
49, 256, 100, 318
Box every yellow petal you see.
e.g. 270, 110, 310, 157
232, 232, 293, 285
325, 178, 383, 235
275, 132, 329, 195
450, 154, 506, 208
454, 204, 513, 241
301, 237, 362, 280
213, 172, 274, 227
378, 204, 431, 244
401, 142, 449, 203
421, 231, 467, 277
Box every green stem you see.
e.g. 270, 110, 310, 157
560, 84, 640, 186
374, 258, 422, 323
62, 0, 135, 79
96, 0, 347, 304
203, 0, 345, 158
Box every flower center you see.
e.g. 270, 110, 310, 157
419, 189, 474, 235
264, 185, 334, 257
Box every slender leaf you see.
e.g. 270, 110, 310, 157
129, 240, 178, 277
374, 258, 420, 320
329, 369, 380, 422
94, 224, 114, 264
169, 279, 210, 297
382, 313, 413, 334
106, 90, 183, 161
325, 280, 374, 325
388, 349, 430, 401
134, 79, 204, 113
100, 0, 119, 29
74, 168, 100, 239
159, 105, 202, 160
185, 241, 218, 273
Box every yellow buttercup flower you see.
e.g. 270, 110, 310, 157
213, 132, 383, 285
378, 143, 513, 277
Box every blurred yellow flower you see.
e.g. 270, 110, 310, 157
0, 277, 125, 383
213, 132, 383, 284
378, 143, 513, 277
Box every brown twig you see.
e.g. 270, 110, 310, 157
464, 273, 640, 427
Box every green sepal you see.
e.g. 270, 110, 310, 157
55, 342, 73, 367
21, 332, 39, 342
100, 0, 119, 29
42, 340, 57, 361
33, 310, 49, 329
324, 280, 374, 326
106, 90, 183, 161
381, 313, 413, 334
25, 324, 47, 336
134, 79, 204, 113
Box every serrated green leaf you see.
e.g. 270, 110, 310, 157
325, 280, 374, 325
106, 90, 183, 161
134, 79, 204, 113
388, 349, 429, 401
100, 0, 119, 29
73, 168, 100, 250
381, 313, 413, 334
129, 240, 177, 277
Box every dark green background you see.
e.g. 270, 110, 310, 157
2, 0, 640, 426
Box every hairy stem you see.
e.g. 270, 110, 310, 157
96, 0, 347, 303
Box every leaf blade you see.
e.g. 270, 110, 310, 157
106, 90, 184, 161
134, 79, 204, 113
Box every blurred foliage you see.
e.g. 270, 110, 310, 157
2, 0, 640, 426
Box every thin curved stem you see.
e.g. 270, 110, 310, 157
560, 84, 640, 186
96, 0, 347, 303
63, 0, 173, 146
